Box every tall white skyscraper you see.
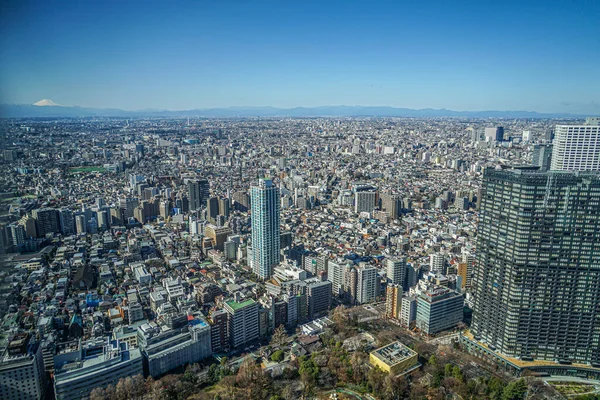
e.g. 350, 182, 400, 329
250, 178, 280, 279
551, 119, 600, 172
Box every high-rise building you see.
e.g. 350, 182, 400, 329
0, 333, 47, 400
355, 191, 377, 214
129, 174, 145, 189
58, 208, 75, 235
532, 144, 553, 171
380, 193, 401, 219
327, 260, 345, 296
484, 126, 504, 142
356, 264, 378, 304
400, 296, 417, 327
457, 263, 472, 289
209, 310, 228, 353
385, 284, 402, 319
385, 257, 406, 285
188, 178, 210, 211
250, 178, 280, 279
119, 197, 139, 220
224, 296, 259, 348
75, 215, 86, 234
550, 120, 600, 171
207, 196, 219, 223
32, 208, 60, 237
416, 285, 464, 334
471, 166, 600, 365
429, 253, 445, 275
219, 197, 230, 219
7, 224, 25, 248
306, 278, 332, 319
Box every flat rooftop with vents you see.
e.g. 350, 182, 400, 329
369, 341, 420, 375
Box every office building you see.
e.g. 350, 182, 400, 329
484, 126, 504, 142
532, 144, 553, 171
224, 296, 259, 348
7, 224, 25, 248
207, 196, 219, 223
137, 320, 211, 378
75, 215, 86, 235
250, 178, 280, 279
386, 257, 406, 285
550, 120, 600, 171
381, 193, 401, 219
204, 224, 232, 251
188, 178, 210, 211
416, 285, 463, 334
119, 197, 139, 220
53, 338, 142, 400
471, 166, 600, 365
0, 333, 46, 400
355, 191, 377, 214
32, 208, 60, 237
219, 197, 230, 219
356, 264, 378, 304
306, 278, 332, 319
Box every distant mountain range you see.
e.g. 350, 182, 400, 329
0, 100, 592, 118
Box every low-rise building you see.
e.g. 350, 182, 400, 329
369, 341, 420, 376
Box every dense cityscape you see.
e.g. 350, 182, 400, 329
0, 115, 598, 399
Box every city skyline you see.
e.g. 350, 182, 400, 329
1, 0, 599, 113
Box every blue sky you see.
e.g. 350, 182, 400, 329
1, 0, 599, 113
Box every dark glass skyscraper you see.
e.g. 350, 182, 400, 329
188, 178, 210, 211
472, 166, 600, 365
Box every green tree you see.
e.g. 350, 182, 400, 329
502, 378, 527, 400
208, 363, 221, 384
271, 350, 285, 363
428, 354, 438, 366
452, 365, 463, 382
444, 363, 453, 377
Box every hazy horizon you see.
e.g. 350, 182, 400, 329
1, 0, 599, 114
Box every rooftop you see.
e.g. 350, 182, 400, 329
371, 341, 417, 367
225, 298, 256, 311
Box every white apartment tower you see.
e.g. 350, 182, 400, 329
551, 118, 600, 172
251, 178, 280, 279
